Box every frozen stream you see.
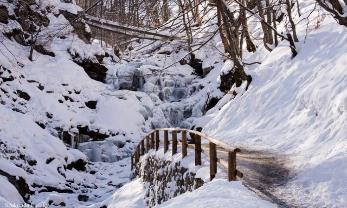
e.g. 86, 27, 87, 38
78, 59, 211, 162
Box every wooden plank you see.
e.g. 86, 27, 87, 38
134, 148, 139, 164
172, 130, 177, 155
140, 140, 145, 155
228, 150, 236, 181
218, 158, 243, 179
145, 136, 150, 152
195, 134, 201, 166
209, 142, 217, 180
155, 130, 160, 150
164, 130, 169, 153
182, 130, 187, 158
152, 128, 240, 153
151, 132, 155, 149
131, 155, 134, 170
85, 15, 177, 40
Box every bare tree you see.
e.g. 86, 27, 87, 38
316, 0, 347, 26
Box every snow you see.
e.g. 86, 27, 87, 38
0, 1, 157, 206
1, 0, 346, 207
198, 12, 347, 208
0, 105, 69, 186
0, 176, 24, 206
160, 179, 275, 208
101, 178, 146, 208
38, 0, 83, 15
101, 179, 275, 208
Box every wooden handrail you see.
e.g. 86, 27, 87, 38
131, 128, 243, 182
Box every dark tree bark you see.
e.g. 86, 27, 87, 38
316, 0, 347, 26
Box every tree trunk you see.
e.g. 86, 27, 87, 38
285, 0, 299, 42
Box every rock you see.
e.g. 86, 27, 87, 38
15, 3, 49, 30
33, 45, 55, 57
136, 155, 204, 207
35, 121, 46, 129
4, 28, 27, 46
205, 97, 220, 112
0, 169, 31, 203
66, 159, 87, 171
46, 157, 55, 164
63, 95, 74, 102
74, 59, 108, 83
77, 126, 110, 141
0, 5, 9, 24
16, 90, 31, 101
0, 66, 14, 82
28, 159, 37, 166
85, 100, 97, 109
219, 67, 252, 93
78, 194, 89, 202
179, 53, 203, 76
60, 10, 91, 43
46, 112, 53, 119
37, 185, 73, 193
189, 54, 203, 77
202, 66, 214, 76
38, 84, 44, 90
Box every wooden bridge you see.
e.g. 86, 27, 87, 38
131, 128, 243, 181
84, 14, 179, 41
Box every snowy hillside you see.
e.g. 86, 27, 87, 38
0, 0, 165, 206
197, 5, 347, 208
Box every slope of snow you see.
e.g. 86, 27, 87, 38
198, 13, 347, 208
0, 1, 163, 206
89, 178, 146, 208
0, 176, 24, 205
0, 104, 70, 186
160, 179, 275, 208
100, 178, 275, 208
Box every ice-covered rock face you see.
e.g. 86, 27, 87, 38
107, 56, 214, 128
78, 138, 133, 162
142, 73, 198, 127
148, 74, 190, 102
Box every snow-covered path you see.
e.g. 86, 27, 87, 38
196, 144, 297, 207
236, 150, 296, 207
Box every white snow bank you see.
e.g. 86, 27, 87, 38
160, 179, 275, 208
0, 105, 69, 185
0, 176, 24, 205
89, 178, 146, 208
199, 15, 347, 207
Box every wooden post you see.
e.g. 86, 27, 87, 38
155, 130, 160, 150
140, 140, 145, 155
209, 142, 217, 180
164, 130, 169, 153
134, 149, 139, 164
145, 136, 150, 152
172, 130, 177, 155
151, 132, 155, 149
131, 155, 134, 170
182, 130, 187, 158
228, 150, 236, 181
195, 134, 201, 165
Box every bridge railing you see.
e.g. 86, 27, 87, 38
131, 128, 243, 181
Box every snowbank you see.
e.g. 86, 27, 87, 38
88, 178, 146, 208
160, 179, 275, 208
199, 14, 347, 207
